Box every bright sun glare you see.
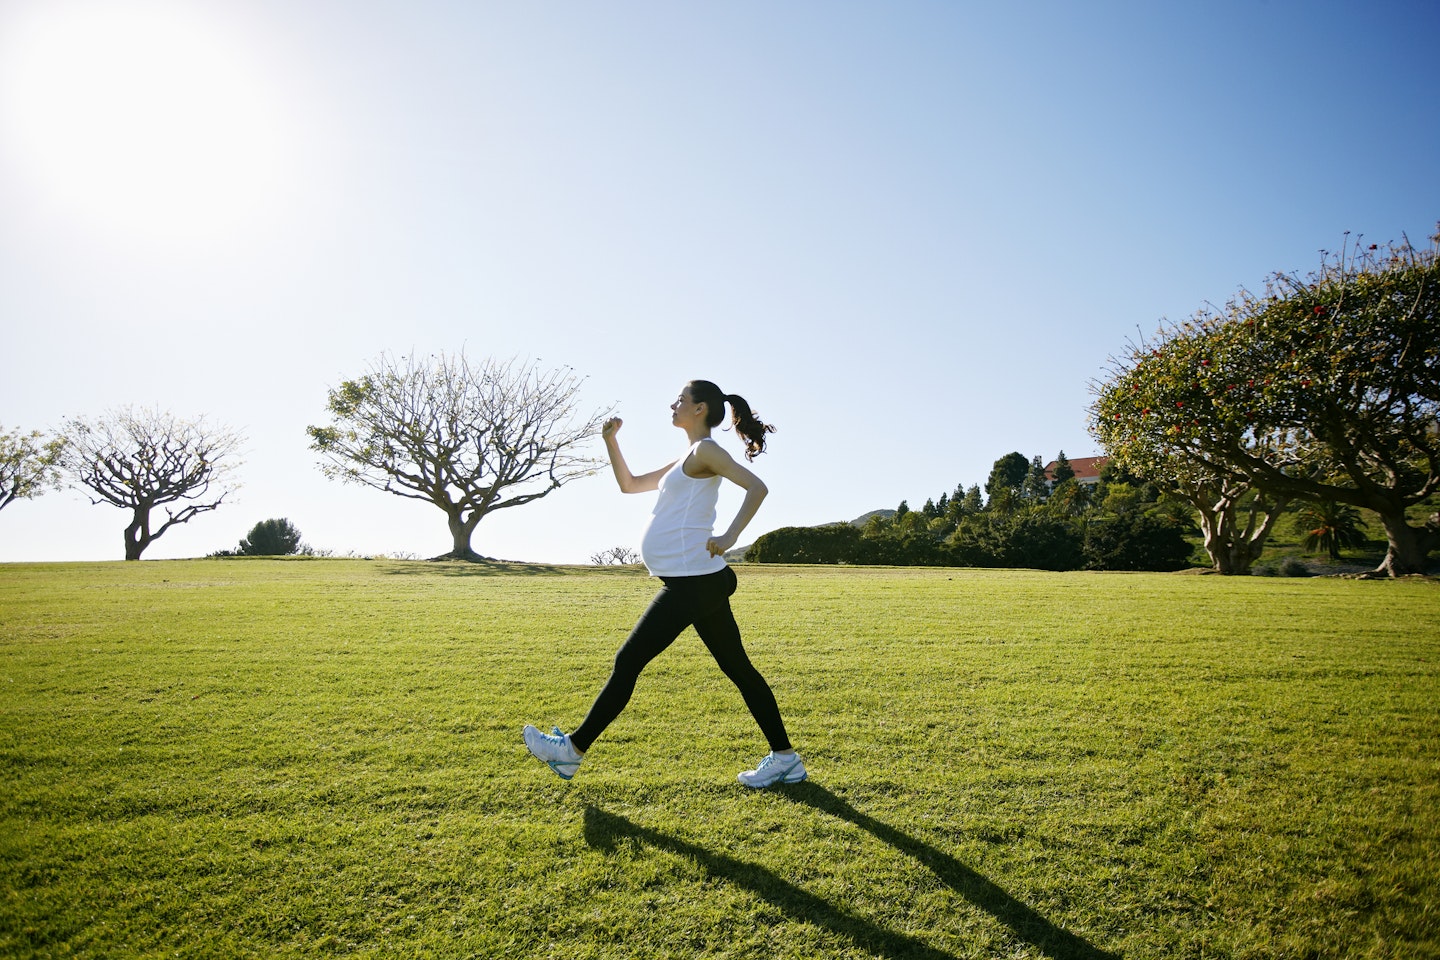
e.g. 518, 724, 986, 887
0, 1, 290, 247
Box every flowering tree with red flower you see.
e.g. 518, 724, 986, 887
1091, 319, 1291, 574
1092, 230, 1440, 577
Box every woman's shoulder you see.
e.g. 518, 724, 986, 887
679, 437, 730, 479
691, 436, 732, 461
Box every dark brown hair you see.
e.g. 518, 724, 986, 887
687, 379, 775, 461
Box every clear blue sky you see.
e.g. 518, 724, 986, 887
1, 0, 1436, 563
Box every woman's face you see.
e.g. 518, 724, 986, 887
670, 387, 705, 428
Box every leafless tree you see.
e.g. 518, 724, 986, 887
307, 352, 610, 561
1, 425, 65, 513
590, 545, 641, 565
59, 408, 243, 560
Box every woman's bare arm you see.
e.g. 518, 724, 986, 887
602, 418, 673, 494
689, 439, 768, 556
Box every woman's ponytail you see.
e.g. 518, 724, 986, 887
687, 379, 776, 461
724, 393, 774, 461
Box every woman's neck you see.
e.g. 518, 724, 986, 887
684, 425, 712, 445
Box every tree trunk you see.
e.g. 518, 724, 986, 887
1200, 500, 1256, 575
1373, 509, 1438, 577
431, 510, 487, 562
1240, 495, 1288, 573
123, 508, 152, 560
1197, 506, 1236, 574
1196, 492, 1286, 575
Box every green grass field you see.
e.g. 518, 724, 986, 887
1, 559, 1437, 959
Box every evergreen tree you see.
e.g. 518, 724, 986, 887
1051, 451, 1075, 485
985, 452, 1029, 502
961, 484, 984, 514
1021, 455, 1050, 501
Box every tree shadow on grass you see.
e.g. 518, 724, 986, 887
379, 560, 655, 577
378, 560, 570, 577
778, 782, 1118, 960
583, 800, 1117, 960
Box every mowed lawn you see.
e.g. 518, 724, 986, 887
1, 559, 1437, 959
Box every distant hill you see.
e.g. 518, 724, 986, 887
848, 509, 896, 527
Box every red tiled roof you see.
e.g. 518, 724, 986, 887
1044, 455, 1107, 482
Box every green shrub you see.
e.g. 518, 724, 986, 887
749, 523, 862, 563
1083, 512, 1193, 572
238, 518, 304, 556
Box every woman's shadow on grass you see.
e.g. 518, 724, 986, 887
780, 782, 1117, 959
584, 784, 1117, 960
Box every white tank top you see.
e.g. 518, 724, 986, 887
640, 440, 727, 577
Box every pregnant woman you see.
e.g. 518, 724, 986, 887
522, 379, 805, 789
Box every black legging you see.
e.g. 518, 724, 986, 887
570, 566, 791, 754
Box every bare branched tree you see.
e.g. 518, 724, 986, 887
0, 425, 65, 513
590, 545, 640, 566
59, 408, 243, 560
307, 352, 610, 561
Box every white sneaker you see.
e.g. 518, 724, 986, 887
738, 751, 807, 788
523, 725, 583, 780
